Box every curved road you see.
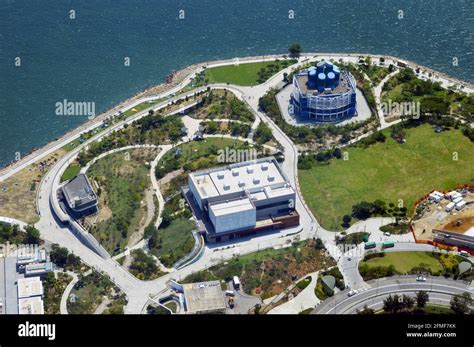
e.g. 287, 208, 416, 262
2, 53, 466, 314
314, 275, 473, 314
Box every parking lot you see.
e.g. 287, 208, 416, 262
225, 281, 262, 314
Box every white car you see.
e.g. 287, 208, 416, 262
416, 276, 427, 282
348, 290, 358, 297
383, 232, 391, 236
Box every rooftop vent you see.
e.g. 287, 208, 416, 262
238, 180, 245, 187
268, 175, 275, 182
232, 169, 239, 176
217, 172, 224, 179
223, 183, 230, 190
247, 166, 254, 174
261, 164, 268, 171
253, 177, 260, 185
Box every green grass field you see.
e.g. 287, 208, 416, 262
88, 149, 158, 254
361, 252, 443, 273
204, 60, 291, 86
299, 124, 474, 230
149, 218, 195, 267
60, 163, 81, 182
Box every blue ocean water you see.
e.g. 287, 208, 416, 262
1, 0, 473, 167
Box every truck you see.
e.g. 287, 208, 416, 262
233, 276, 240, 290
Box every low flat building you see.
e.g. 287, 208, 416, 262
185, 157, 299, 242
24, 262, 53, 277
182, 281, 226, 314
61, 173, 98, 216
17, 277, 43, 299
17, 247, 46, 268
18, 296, 44, 315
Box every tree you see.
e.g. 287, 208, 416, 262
416, 291, 429, 309
288, 43, 303, 58
402, 294, 415, 310
352, 201, 373, 220
160, 207, 173, 228
342, 215, 352, 227
357, 305, 375, 314
50, 244, 69, 268
25, 225, 41, 244
66, 253, 81, 270
314, 238, 325, 250
450, 292, 472, 314
255, 122, 273, 144
383, 294, 402, 313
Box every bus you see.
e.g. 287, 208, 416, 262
382, 241, 395, 249
364, 242, 376, 250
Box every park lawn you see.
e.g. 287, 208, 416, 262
149, 218, 195, 268
61, 163, 81, 182
299, 124, 474, 230
204, 60, 290, 86
362, 252, 443, 273
87, 148, 158, 254
182, 240, 335, 299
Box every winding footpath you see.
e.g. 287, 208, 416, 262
1, 53, 468, 314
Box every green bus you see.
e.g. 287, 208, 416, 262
364, 242, 376, 249
382, 241, 395, 249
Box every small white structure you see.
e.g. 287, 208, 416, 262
452, 196, 463, 205
18, 297, 44, 315
446, 191, 462, 201
445, 202, 455, 212
455, 201, 466, 211
429, 192, 442, 203
17, 277, 43, 299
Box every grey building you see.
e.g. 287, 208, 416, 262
61, 173, 98, 217
184, 157, 299, 243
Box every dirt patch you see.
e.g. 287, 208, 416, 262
0, 148, 66, 224
441, 215, 474, 234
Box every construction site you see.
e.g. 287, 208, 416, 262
411, 187, 474, 253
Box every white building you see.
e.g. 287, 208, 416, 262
17, 277, 44, 299
186, 157, 299, 242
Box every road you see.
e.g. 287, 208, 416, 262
1, 53, 469, 314
313, 275, 473, 314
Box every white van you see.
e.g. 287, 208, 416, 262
233, 276, 241, 290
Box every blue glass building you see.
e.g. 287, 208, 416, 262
291, 62, 357, 122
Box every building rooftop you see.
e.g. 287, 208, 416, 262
296, 72, 351, 96
62, 173, 97, 210
25, 262, 53, 276
17, 277, 43, 299
209, 197, 255, 217
18, 296, 44, 315
17, 247, 46, 266
182, 281, 226, 314
190, 157, 290, 200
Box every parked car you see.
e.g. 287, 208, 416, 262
348, 290, 358, 297
416, 276, 427, 282
383, 232, 391, 237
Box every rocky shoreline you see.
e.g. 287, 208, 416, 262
1, 52, 472, 178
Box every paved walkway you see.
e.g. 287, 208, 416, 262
60, 271, 79, 314
1, 53, 468, 315
268, 271, 321, 314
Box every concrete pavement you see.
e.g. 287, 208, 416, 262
2, 53, 469, 314
314, 275, 473, 314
